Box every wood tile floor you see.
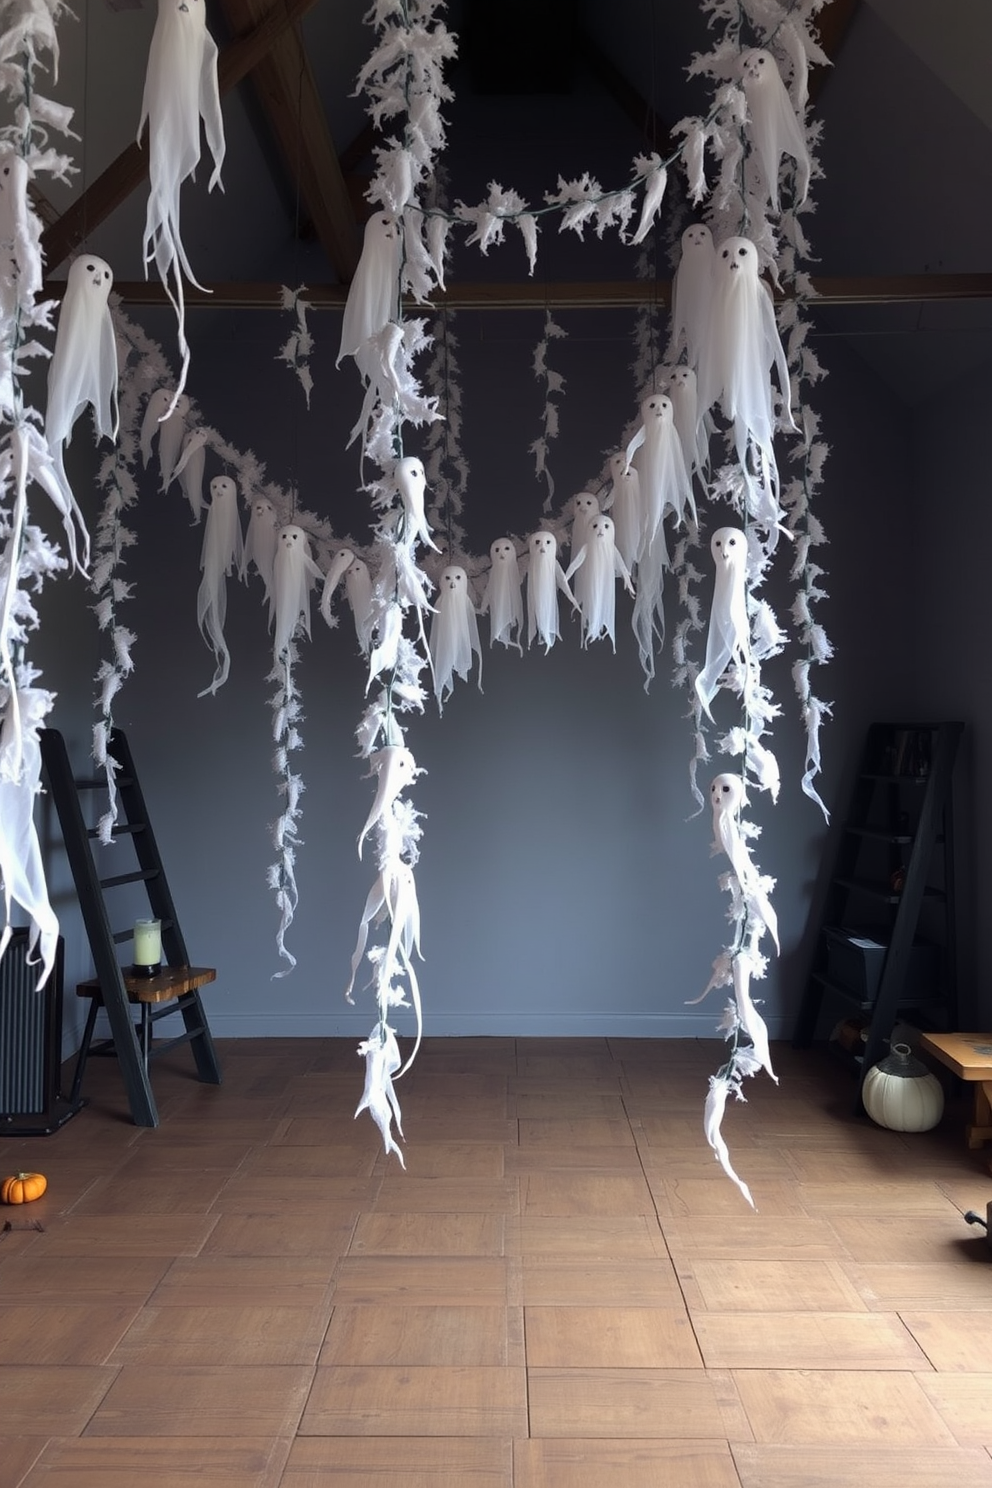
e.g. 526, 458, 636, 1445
1, 1036, 991, 1486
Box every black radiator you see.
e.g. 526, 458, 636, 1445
0, 929, 82, 1134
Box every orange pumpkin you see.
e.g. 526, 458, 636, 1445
1, 1171, 47, 1204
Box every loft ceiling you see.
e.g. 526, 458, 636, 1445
29, 0, 992, 403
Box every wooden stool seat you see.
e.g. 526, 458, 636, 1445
71, 966, 218, 1103
919, 1032, 992, 1148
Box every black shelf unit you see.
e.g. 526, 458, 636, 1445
793, 721, 962, 1107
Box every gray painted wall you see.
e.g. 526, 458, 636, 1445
30, 301, 962, 1061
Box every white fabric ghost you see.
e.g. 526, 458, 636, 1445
740, 48, 810, 213
568, 491, 600, 566
394, 454, 437, 551
696, 236, 795, 526
45, 254, 119, 464
625, 392, 695, 555
525, 530, 576, 652
603, 452, 641, 573
479, 538, 523, 652
272, 524, 323, 663
171, 428, 207, 522
709, 772, 779, 953
345, 857, 422, 1004
565, 513, 634, 650
665, 365, 709, 483
338, 212, 403, 376
140, 387, 189, 489
704, 1073, 754, 1209
196, 474, 243, 696
319, 545, 357, 629
355, 1022, 405, 1165
358, 745, 419, 859
0, 683, 59, 988
669, 223, 716, 368
241, 496, 279, 602
0, 144, 39, 318
429, 565, 481, 709
345, 555, 375, 654
630, 520, 668, 683
695, 527, 749, 719
138, 0, 225, 410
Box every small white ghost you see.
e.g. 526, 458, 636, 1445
171, 428, 208, 523
695, 527, 749, 719
665, 365, 710, 483
625, 392, 695, 555
355, 1023, 405, 1165
45, 254, 119, 464
358, 745, 419, 859
394, 454, 438, 551
272, 524, 324, 663
345, 856, 422, 1003
525, 530, 577, 652
429, 565, 482, 709
709, 772, 779, 952
0, 144, 39, 315
140, 387, 189, 488
196, 474, 243, 696
338, 212, 403, 377
138, 0, 225, 411
565, 513, 635, 650
603, 453, 641, 574
345, 555, 375, 654
568, 491, 600, 566
696, 236, 795, 525
704, 1073, 754, 1209
0, 683, 60, 988
479, 538, 523, 652
669, 222, 716, 368
241, 496, 279, 602
740, 48, 810, 213
319, 545, 357, 629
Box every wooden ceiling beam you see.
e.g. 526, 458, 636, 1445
217, 0, 359, 280
88, 272, 992, 312
40, 0, 323, 274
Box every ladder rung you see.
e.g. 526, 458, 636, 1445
73, 775, 136, 790
99, 868, 160, 890
88, 822, 146, 840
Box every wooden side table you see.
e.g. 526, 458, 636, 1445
919, 1032, 992, 1148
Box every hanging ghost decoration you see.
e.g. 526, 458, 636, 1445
0, 680, 60, 988
0, 144, 39, 318
357, 745, 420, 859
625, 392, 695, 553
171, 428, 208, 523
704, 1071, 754, 1209
695, 527, 749, 719
479, 538, 523, 652
429, 565, 482, 709
603, 453, 641, 574
708, 772, 779, 953
568, 491, 600, 566
319, 545, 357, 630
665, 365, 710, 483
565, 513, 635, 650
345, 857, 422, 1004
696, 236, 795, 527
740, 48, 810, 213
337, 212, 403, 376
45, 254, 119, 467
241, 496, 279, 602
394, 454, 438, 551
355, 1022, 405, 1165
525, 530, 576, 653
272, 524, 324, 663
196, 475, 243, 697
345, 555, 375, 654
138, 0, 225, 411
140, 387, 189, 489
669, 223, 716, 368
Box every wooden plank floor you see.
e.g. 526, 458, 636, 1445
1, 1036, 991, 1487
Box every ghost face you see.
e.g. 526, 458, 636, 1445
741, 48, 773, 87
719, 237, 758, 283
682, 223, 713, 254
711, 772, 745, 818
712, 527, 744, 569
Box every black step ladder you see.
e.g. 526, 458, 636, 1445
793, 721, 962, 1108
41, 727, 222, 1126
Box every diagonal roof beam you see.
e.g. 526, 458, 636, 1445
40, 0, 323, 274
217, 0, 359, 280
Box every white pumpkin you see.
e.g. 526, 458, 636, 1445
862, 1043, 944, 1132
